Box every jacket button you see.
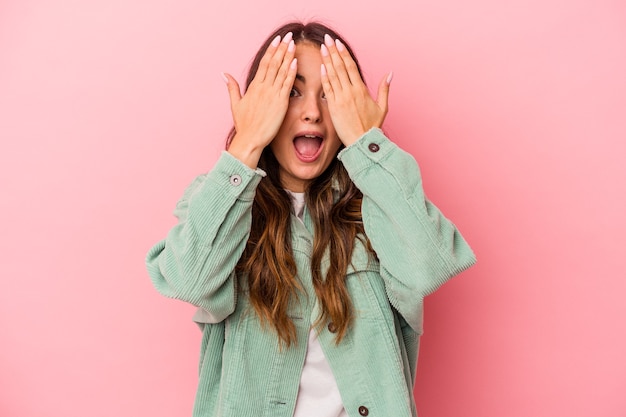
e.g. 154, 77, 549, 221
327, 322, 337, 333
367, 143, 380, 153
358, 406, 369, 416
229, 174, 242, 186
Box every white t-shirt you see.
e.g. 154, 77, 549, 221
287, 191, 348, 417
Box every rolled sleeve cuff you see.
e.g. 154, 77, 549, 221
205, 151, 266, 201
337, 128, 398, 177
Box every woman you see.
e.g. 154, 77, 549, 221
146, 21, 476, 417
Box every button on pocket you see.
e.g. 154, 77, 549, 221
358, 405, 369, 416
229, 174, 242, 186
367, 143, 380, 153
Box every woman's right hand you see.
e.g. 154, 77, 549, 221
223, 32, 297, 169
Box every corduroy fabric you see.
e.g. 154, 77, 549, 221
146, 128, 476, 417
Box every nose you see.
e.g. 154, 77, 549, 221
301, 95, 322, 123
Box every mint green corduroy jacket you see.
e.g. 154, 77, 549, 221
146, 128, 476, 417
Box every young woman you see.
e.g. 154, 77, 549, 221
146, 21, 475, 417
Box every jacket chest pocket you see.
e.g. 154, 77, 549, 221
345, 245, 393, 323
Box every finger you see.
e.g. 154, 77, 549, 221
273, 38, 296, 88
324, 34, 352, 89
257, 35, 282, 82
255, 34, 282, 82
376, 72, 393, 114
266, 32, 294, 84
320, 42, 343, 94
222, 72, 242, 108
320, 62, 335, 101
334, 39, 362, 87
279, 58, 298, 96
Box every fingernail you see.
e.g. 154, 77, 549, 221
288, 39, 295, 52
271, 35, 281, 47
320, 43, 329, 57
387, 71, 394, 84
291, 58, 297, 70
335, 39, 345, 51
321, 63, 327, 76
220, 72, 228, 84
283, 32, 293, 43
324, 34, 333, 46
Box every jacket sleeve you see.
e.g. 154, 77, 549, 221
145, 151, 265, 323
337, 128, 476, 332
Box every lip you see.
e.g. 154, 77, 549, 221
293, 130, 325, 162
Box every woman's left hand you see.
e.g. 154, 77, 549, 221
320, 34, 392, 146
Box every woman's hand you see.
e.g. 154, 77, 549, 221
223, 32, 297, 169
320, 34, 392, 146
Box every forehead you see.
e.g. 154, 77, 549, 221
294, 42, 322, 80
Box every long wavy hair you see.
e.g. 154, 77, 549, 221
227, 21, 374, 347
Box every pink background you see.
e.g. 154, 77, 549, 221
2, 0, 625, 416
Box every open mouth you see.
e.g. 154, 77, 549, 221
293, 134, 324, 162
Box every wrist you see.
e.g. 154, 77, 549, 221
227, 133, 265, 169
339, 128, 366, 147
